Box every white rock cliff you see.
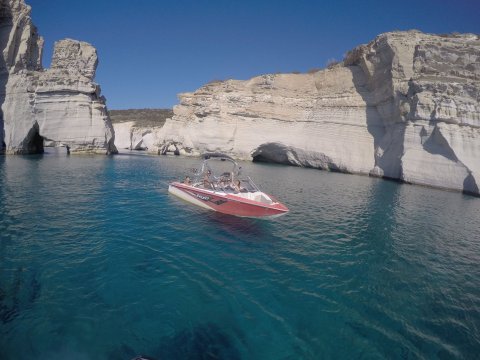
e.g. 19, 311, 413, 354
113, 121, 165, 153
0, 0, 116, 154
159, 31, 480, 195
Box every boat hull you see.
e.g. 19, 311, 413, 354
168, 182, 289, 218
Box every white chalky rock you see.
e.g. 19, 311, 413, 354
0, 0, 116, 154
158, 30, 480, 195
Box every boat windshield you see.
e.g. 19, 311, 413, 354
189, 154, 260, 193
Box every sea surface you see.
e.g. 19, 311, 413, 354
0, 149, 479, 360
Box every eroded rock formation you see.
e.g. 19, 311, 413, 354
110, 109, 172, 153
113, 121, 165, 152
159, 30, 480, 195
0, 0, 116, 154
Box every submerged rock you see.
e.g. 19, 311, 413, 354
0, 0, 116, 154
159, 30, 480, 195
0, 267, 41, 324
155, 322, 241, 360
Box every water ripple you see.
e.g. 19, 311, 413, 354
0, 151, 479, 359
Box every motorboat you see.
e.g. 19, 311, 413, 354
168, 153, 289, 218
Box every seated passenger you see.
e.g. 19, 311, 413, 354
218, 178, 228, 189
183, 176, 192, 185
218, 173, 231, 189
203, 170, 214, 189
232, 180, 244, 193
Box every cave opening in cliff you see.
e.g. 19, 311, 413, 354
24, 123, 44, 154
252, 154, 272, 163
252, 142, 290, 165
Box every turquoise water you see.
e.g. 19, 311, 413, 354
0, 150, 479, 359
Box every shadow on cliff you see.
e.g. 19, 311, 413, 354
422, 125, 457, 161
250, 65, 408, 180
0, 2, 44, 155
422, 124, 479, 195
0, 3, 11, 154
347, 65, 407, 182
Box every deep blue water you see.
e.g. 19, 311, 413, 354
0, 149, 479, 360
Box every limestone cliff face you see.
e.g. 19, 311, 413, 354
113, 121, 165, 152
0, 0, 116, 154
110, 109, 173, 153
159, 30, 480, 195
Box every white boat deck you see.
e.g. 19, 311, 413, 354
191, 183, 274, 205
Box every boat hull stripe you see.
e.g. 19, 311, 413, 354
168, 182, 288, 218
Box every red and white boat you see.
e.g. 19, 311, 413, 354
168, 153, 289, 218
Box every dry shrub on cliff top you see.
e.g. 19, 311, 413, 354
109, 108, 173, 127
439, 31, 462, 38
207, 79, 224, 85
307, 67, 322, 74
326, 58, 340, 69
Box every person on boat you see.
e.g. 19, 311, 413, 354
203, 170, 214, 189
183, 176, 192, 185
232, 179, 244, 193
217, 178, 227, 189
217, 172, 231, 189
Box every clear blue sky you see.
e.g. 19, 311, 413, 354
28, 0, 480, 110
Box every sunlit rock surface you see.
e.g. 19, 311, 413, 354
113, 121, 164, 153
159, 30, 480, 195
110, 109, 173, 153
0, 0, 116, 154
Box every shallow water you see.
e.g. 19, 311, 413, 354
0, 149, 479, 359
